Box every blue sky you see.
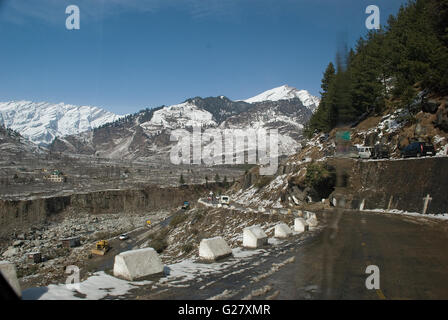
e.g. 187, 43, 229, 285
0, 0, 407, 115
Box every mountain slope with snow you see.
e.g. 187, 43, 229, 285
0, 101, 124, 146
242, 85, 320, 113
50, 93, 313, 161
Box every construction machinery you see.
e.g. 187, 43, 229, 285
91, 240, 110, 256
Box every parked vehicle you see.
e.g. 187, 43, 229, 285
348, 146, 359, 158
220, 195, 230, 206
181, 201, 190, 210
372, 144, 390, 159
119, 234, 129, 241
357, 146, 373, 159
401, 142, 435, 158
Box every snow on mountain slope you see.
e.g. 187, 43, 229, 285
242, 85, 320, 113
0, 101, 123, 146
145, 101, 217, 129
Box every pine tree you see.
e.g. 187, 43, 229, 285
306, 62, 336, 135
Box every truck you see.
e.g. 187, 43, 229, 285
181, 201, 190, 210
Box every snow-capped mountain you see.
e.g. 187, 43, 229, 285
0, 101, 124, 146
242, 85, 320, 113
50, 92, 313, 161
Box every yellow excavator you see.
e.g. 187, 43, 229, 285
91, 240, 110, 256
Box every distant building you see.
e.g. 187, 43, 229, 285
60, 236, 81, 248
45, 170, 65, 183
27, 252, 42, 264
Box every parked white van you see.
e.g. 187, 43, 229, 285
357, 146, 373, 159
220, 195, 230, 206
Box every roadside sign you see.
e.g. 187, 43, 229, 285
336, 131, 351, 141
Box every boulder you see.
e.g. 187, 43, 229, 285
13, 240, 24, 247
0, 261, 21, 297
422, 99, 440, 114
113, 248, 164, 281
2, 247, 19, 258
274, 223, 293, 238
243, 226, 268, 248
435, 105, 448, 132
199, 237, 232, 261
294, 218, 308, 233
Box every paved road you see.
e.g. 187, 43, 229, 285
270, 209, 448, 299
131, 209, 448, 300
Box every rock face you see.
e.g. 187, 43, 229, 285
243, 226, 268, 248
274, 223, 293, 238
199, 237, 232, 261
113, 248, 164, 281
347, 157, 448, 214
0, 261, 21, 297
294, 218, 308, 233
0, 184, 214, 237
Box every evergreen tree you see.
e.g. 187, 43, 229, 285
306, 62, 336, 135
305, 0, 448, 137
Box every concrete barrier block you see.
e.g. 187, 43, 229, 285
113, 248, 164, 281
199, 237, 232, 261
0, 261, 21, 297
294, 218, 308, 232
306, 217, 318, 227
243, 226, 268, 248
305, 211, 316, 219
274, 223, 293, 238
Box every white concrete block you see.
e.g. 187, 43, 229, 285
0, 261, 21, 297
274, 223, 293, 238
306, 217, 319, 227
199, 237, 232, 261
305, 211, 316, 220
243, 226, 268, 248
113, 248, 164, 281
294, 218, 308, 232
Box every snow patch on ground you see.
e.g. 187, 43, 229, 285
365, 209, 448, 220
22, 271, 152, 300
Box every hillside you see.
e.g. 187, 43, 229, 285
0, 125, 45, 161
